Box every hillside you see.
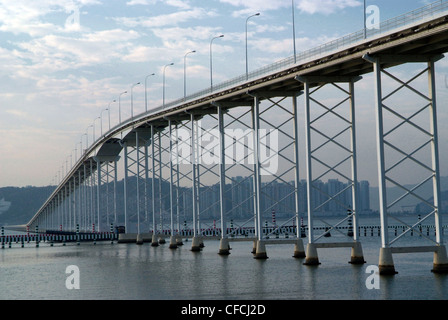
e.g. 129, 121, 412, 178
0, 186, 55, 226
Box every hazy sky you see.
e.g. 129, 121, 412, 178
0, 0, 447, 188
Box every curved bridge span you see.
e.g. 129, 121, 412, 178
26, 1, 448, 275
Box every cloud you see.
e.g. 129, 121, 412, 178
296, 0, 361, 15
219, 0, 362, 16
126, 0, 191, 9
114, 7, 217, 28
13, 29, 141, 75
0, 0, 100, 36
219, 0, 289, 17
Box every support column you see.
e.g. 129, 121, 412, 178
190, 113, 201, 252
136, 130, 143, 245
292, 93, 306, 259
217, 105, 230, 255
302, 81, 317, 265
252, 94, 267, 260
150, 125, 159, 247
96, 160, 102, 234
122, 142, 129, 234
169, 121, 178, 249
157, 130, 166, 245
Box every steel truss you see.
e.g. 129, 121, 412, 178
296, 75, 365, 265
145, 123, 169, 245
121, 129, 151, 237
364, 53, 448, 274
210, 92, 306, 259
168, 118, 193, 246
210, 103, 258, 254
95, 161, 119, 234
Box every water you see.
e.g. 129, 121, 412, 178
0, 217, 447, 301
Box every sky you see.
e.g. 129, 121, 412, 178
0, 0, 448, 188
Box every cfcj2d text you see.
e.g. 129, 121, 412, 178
181, 304, 266, 317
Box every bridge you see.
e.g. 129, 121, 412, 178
21, 0, 448, 275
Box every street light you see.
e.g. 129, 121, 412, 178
100, 108, 109, 136
246, 13, 260, 80
364, 0, 367, 39
118, 91, 127, 124
131, 82, 141, 120
107, 100, 115, 131
145, 73, 155, 113
93, 117, 101, 142
292, 0, 297, 63
184, 50, 196, 100
163, 62, 174, 108
210, 34, 224, 91
86, 125, 93, 149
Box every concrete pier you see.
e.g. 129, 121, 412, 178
432, 245, 448, 273
293, 239, 306, 258
253, 240, 268, 260
169, 236, 178, 249
378, 247, 397, 275
191, 236, 201, 252
303, 243, 320, 265
218, 238, 230, 255
151, 234, 159, 247
136, 234, 143, 245
349, 241, 366, 264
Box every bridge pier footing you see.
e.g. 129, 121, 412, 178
169, 236, 178, 249
151, 234, 159, 247
378, 248, 397, 275
432, 245, 448, 273
349, 241, 366, 264
218, 238, 230, 255
303, 243, 320, 266
191, 236, 201, 252
253, 240, 268, 260
293, 239, 306, 259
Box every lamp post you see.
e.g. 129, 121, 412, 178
131, 82, 141, 120
184, 50, 196, 100
100, 108, 109, 137
86, 125, 93, 149
145, 73, 155, 113
93, 117, 100, 142
118, 91, 127, 124
163, 62, 174, 108
107, 100, 115, 131
210, 35, 224, 91
364, 0, 367, 39
246, 13, 260, 80
292, 0, 297, 63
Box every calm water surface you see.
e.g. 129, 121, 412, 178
0, 217, 447, 300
